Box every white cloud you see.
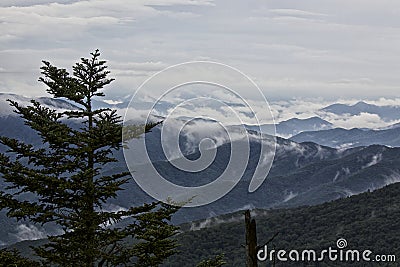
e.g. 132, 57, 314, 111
283, 191, 298, 202
14, 224, 46, 241
363, 153, 382, 169
190, 214, 241, 231
368, 98, 400, 107
322, 112, 398, 129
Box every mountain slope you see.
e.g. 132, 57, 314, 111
125, 133, 400, 224
9, 181, 400, 266
165, 181, 400, 266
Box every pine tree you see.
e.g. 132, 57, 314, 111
196, 254, 226, 267
0, 50, 178, 266
0, 248, 38, 267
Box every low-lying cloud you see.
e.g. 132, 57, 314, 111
14, 224, 46, 241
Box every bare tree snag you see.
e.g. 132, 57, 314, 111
245, 210, 258, 267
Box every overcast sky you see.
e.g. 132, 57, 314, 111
1, 0, 400, 101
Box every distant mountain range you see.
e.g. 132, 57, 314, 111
321, 101, 400, 122
1, 93, 400, 247
244, 117, 333, 138
0, 93, 78, 116
291, 127, 400, 148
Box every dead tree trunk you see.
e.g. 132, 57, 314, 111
245, 210, 258, 267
